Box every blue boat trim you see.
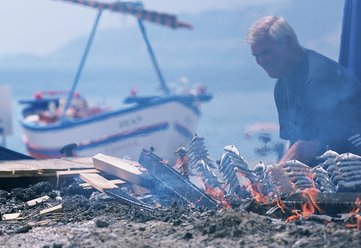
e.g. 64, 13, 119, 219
21, 95, 202, 132
26, 122, 170, 157
173, 122, 193, 140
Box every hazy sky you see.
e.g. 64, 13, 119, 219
0, 0, 288, 57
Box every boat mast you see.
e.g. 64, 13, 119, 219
137, 18, 170, 95
58, 0, 193, 114
61, 10, 103, 119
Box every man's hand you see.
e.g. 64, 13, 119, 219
278, 140, 320, 165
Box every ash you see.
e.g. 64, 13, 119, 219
0, 180, 360, 248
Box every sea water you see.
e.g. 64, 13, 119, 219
2, 67, 281, 166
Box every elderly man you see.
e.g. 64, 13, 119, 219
247, 16, 361, 165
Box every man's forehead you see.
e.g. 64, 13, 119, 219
251, 38, 277, 52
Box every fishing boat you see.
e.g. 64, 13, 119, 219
19, 0, 212, 163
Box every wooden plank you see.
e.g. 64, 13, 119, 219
92, 153, 153, 188
0, 172, 55, 178
56, 169, 99, 177
2, 213, 21, 220
79, 173, 118, 192
0, 157, 94, 178
80, 173, 152, 209
61, 157, 94, 166
40, 204, 63, 215
26, 196, 50, 207
79, 178, 126, 189
0, 170, 12, 175
0, 158, 94, 172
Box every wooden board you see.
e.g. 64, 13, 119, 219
0, 157, 94, 178
40, 204, 63, 215
92, 153, 153, 188
79, 173, 152, 209
2, 213, 21, 220
80, 178, 126, 189
56, 169, 99, 177
79, 173, 118, 192
26, 195, 50, 207
61, 157, 94, 166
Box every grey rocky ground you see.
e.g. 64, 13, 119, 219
1, 182, 360, 248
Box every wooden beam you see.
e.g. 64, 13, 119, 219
79, 178, 126, 189
79, 173, 118, 192
40, 204, 63, 215
2, 213, 21, 220
92, 153, 153, 188
26, 195, 50, 207
0, 158, 95, 178
56, 169, 99, 178
0, 172, 56, 178
80, 173, 152, 209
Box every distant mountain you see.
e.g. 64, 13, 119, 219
0, 0, 344, 91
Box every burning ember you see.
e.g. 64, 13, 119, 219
140, 134, 361, 230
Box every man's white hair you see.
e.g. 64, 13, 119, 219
247, 16, 299, 46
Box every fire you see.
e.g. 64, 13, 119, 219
285, 201, 315, 222
285, 188, 322, 222
276, 198, 286, 214
345, 197, 361, 229
301, 200, 315, 218
286, 210, 302, 222
246, 181, 270, 204
205, 185, 231, 209
302, 188, 323, 214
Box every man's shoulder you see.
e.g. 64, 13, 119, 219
305, 49, 340, 70
304, 49, 355, 83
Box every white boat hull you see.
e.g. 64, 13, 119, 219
21, 97, 200, 163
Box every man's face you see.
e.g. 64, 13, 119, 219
250, 35, 290, 78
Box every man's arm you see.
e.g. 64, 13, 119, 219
278, 140, 320, 165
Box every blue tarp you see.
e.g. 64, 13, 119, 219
339, 0, 361, 82
0, 146, 33, 161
